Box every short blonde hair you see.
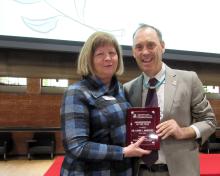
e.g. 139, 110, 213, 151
77, 31, 124, 76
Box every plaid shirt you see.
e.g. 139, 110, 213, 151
60, 76, 132, 176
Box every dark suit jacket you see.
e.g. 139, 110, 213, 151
124, 64, 216, 176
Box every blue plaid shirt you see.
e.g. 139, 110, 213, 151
60, 76, 132, 176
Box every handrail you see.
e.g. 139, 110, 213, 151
0, 127, 61, 132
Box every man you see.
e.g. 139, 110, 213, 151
124, 24, 217, 176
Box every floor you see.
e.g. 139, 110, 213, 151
0, 157, 54, 176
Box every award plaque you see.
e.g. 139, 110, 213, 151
126, 107, 160, 150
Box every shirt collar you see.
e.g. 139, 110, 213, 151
143, 63, 166, 87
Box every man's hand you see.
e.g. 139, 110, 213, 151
156, 119, 196, 140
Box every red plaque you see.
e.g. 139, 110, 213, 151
126, 107, 160, 150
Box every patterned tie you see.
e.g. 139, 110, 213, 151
142, 78, 159, 166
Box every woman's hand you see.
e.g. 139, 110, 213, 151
123, 136, 151, 157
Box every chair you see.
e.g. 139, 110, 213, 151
26, 132, 56, 160
207, 133, 220, 153
0, 132, 14, 160
200, 132, 220, 153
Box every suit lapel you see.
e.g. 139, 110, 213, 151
130, 75, 144, 107
163, 66, 177, 121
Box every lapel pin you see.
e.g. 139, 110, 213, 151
172, 80, 177, 86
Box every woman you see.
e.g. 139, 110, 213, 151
60, 31, 150, 176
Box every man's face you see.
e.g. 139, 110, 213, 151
132, 27, 165, 77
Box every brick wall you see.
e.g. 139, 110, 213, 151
0, 78, 64, 155
0, 93, 61, 126
0, 78, 220, 156
209, 99, 220, 127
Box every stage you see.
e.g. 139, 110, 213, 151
44, 154, 220, 176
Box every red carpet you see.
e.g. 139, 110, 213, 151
44, 154, 220, 176
200, 154, 220, 176
44, 156, 64, 176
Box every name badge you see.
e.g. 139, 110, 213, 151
102, 96, 116, 100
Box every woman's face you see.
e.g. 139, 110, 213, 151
93, 44, 118, 83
